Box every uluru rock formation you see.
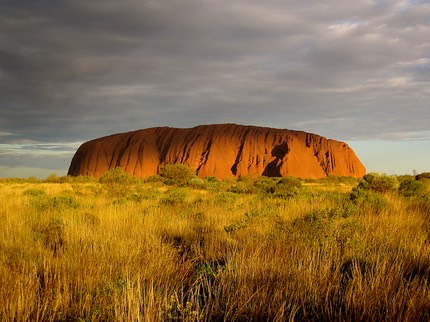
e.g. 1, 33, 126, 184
68, 124, 366, 179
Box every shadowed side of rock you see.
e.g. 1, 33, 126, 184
67, 124, 366, 179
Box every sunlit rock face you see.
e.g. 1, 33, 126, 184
68, 124, 366, 179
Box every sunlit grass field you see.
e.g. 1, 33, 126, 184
1, 171, 429, 321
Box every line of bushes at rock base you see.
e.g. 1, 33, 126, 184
5, 164, 430, 202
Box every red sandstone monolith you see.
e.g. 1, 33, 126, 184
67, 124, 366, 179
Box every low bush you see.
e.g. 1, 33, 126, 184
228, 180, 253, 194
99, 167, 138, 198
359, 173, 398, 193
252, 176, 277, 194
160, 188, 189, 205
69, 175, 98, 183
204, 177, 228, 192
26, 176, 41, 183
48, 196, 80, 210
399, 178, 427, 198
318, 175, 359, 186
350, 187, 389, 212
273, 176, 302, 198
45, 174, 61, 183
159, 164, 196, 185
187, 178, 206, 189
23, 188, 46, 197
26, 191, 80, 211
224, 210, 260, 233
416, 172, 430, 181
214, 192, 238, 205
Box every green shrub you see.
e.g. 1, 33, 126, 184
3, 177, 26, 183
359, 173, 398, 193
48, 196, 80, 210
319, 175, 358, 185
26, 176, 40, 183
416, 172, 430, 181
233, 176, 302, 197
31, 195, 80, 211
204, 177, 228, 192
99, 167, 137, 198
421, 194, 430, 205
349, 173, 396, 212
299, 209, 333, 229
159, 164, 196, 185
214, 192, 238, 204
228, 177, 254, 194
224, 211, 260, 233
144, 174, 164, 184
350, 187, 389, 212
23, 188, 46, 197
330, 203, 359, 218
187, 178, 206, 189
337, 176, 360, 185
227, 183, 248, 194
288, 203, 358, 246
301, 203, 358, 226
27, 193, 80, 212
160, 188, 189, 205
68, 175, 97, 183
399, 179, 427, 198
398, 175, 415, 182
273, 176, 302, 198
252, 176, 277, 194
45, 174, 61, 183
99, 167, 137, 185
289, 209, 336, 243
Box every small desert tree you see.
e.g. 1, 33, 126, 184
399, 178, 427, 198
350, 173, 396, 212
416, 172, 430, 182
99, 167, 137, 198
273, 176, 303, 198
158, 164, 196, 185
359, 173, 398, 193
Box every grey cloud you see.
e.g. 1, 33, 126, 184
0, 141, 76, 176
1, 0, 429, 147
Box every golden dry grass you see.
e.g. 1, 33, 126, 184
0, 176, 429, 321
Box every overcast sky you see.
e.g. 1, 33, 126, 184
1, 0, 429, 178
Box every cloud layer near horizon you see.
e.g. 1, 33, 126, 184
1, 0, 429, 176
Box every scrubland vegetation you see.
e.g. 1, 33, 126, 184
1, 168, 430, 321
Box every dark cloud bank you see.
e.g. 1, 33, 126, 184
1, 0, 429, 177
